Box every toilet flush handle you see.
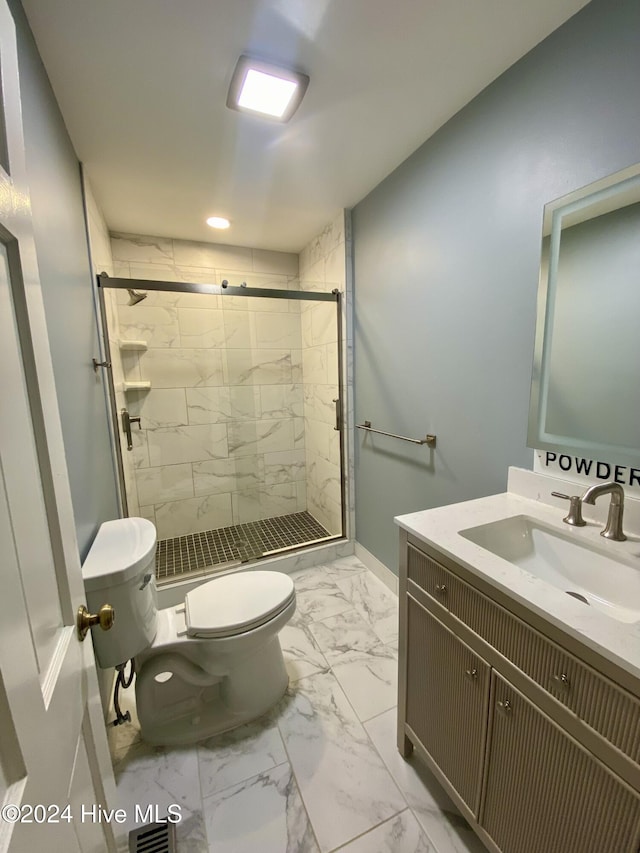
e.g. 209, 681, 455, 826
77, 604, 115, 641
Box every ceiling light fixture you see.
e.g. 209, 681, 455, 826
206, 216, 230, 229
227, 56, 309, 122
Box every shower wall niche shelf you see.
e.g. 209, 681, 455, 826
119, 339, 150, 392
119, 339, 148, 351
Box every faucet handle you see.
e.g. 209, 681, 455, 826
551, 492, 586, 527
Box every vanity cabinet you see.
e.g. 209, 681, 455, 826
398, 530, 640, 853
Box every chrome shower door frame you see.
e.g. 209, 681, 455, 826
97, 273, 346, 565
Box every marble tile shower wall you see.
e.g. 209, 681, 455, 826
299, 212, 350, 537
109, 233, 309, 540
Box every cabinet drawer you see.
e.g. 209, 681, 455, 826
407, 543, 451, 603
407, 543, 640, 764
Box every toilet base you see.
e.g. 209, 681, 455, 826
135, 635, 290, 746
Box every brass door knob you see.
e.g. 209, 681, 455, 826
77, 604, 115, 641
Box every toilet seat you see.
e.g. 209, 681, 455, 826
184, 571, 295, 639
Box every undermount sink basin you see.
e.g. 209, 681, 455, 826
459, 515, 640, 624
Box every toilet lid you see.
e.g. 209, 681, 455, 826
184, 571, 295, 638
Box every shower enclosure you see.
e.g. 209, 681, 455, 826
98, 273, 344, 584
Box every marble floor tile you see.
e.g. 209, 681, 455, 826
291, 568, 352, 623
334, 809, 434, 853
364, 709, 485, 853
334, 571, 399, 644
202, 763, 319, 853
386, 637, 399, 655
321, 555, 368, 581
330, 646, 398, 722
289, 564, 332, 589
308, 609, 398, 721
279, 620, 330, 683
177, 812, 209, 853
410, 802, 486, 853
276, 671, 406, 853
197, 716, 287, 799
307, 608, 386, 663
114, 742, 207, 852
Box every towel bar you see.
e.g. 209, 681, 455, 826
356, 421, 436, 448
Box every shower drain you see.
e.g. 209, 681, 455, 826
233, 538, 262, 562
129, 821, 176, 853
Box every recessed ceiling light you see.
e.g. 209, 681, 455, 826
206, 216, 230, 229
227, 56, 309, 122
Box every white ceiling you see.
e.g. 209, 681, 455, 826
22, 0, 590, 253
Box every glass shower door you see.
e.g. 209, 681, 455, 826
99, 276, 343, 583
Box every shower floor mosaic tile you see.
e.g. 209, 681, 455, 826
110, 556, 485, 853
155, 511, 332, 581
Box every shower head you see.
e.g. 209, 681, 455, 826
127, 289, 148, 306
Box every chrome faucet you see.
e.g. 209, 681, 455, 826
580, 482, 627, 541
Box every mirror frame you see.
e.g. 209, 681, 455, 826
527, 162, 640, 465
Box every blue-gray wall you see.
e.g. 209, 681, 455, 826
10, 0, 119, 559
352, 0, 640, 573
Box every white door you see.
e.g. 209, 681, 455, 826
0, 3, 117, 851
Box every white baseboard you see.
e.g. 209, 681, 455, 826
354, 541, 398, 596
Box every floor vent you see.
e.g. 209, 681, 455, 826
128, 821, 176, 853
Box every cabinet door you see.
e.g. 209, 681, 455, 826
482, 672, 640, 853
405, 596, 490, 814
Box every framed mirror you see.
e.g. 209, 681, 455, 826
528, 163, 640, 466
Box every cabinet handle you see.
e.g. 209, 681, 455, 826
497, 699, 512, 714
435, 583, 447, 595
465, 667, 479, 680
551, 672, 570, 689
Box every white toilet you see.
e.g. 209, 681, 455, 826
82, 517, 296, 746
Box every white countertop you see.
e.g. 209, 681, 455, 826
395, 468, 640, 682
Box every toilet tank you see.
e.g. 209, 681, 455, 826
82, 517, 158, 668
